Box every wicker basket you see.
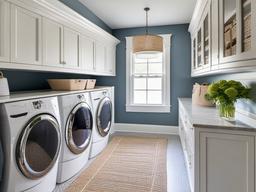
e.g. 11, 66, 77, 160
244, 14, 251, 39
231, 45, 236, 55
231, 24, 237, 40
224, 30, 232, 47
244, 37, 251, 52
225, 48, 231, 57
48, 79, 87, 91
85, 79, 96, 89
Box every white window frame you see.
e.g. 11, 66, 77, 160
125, 34, 172, 113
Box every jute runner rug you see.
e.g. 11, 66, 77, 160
65, 136, 168, 192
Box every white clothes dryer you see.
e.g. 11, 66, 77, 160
90, 89, 113, 158
0, 97, 61, 192
57, 92, 93, 183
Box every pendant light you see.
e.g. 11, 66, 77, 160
133, 7, 163, 57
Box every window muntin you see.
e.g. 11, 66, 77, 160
132, 53, 163, 105
126, 34, 171, 113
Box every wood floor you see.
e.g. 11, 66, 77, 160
54, 133, 190, 192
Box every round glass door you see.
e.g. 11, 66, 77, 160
16, 114, 61, 179
66, 102, 93, 154
97, 97, 112, 137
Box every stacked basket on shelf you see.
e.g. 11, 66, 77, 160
224, 16, 236, 57
242, 1, 251, 52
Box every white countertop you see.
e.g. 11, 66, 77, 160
0, 86, 113, 104
179, 98, 255, 131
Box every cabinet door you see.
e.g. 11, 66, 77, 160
199, 132, 254, 192
11, 5, 42, 65
219, 0, 256, 66
105, 46, 116, 75
0, 0, 10, 62
211, 0, 219, 69
63, 27, 79, 68
80, 35, 94, 72
95, 41, 106, 73
43, 18, 63, 67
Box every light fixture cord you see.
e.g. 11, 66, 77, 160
144, 7, 150, 35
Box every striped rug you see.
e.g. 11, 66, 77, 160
65, 136, 168, 192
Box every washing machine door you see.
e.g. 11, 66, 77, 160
66, 102, 93, 154
16, 114, 61, 180
97, 97, 112, 137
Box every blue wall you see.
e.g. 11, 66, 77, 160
96, 24, 193, 126
1, 70, 92, 92
59, 0, 112, 34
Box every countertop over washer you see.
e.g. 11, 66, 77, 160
0, 86, 113, 104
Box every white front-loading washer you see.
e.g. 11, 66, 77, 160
57, 92, 93, 183
90, 89, 113, 158
0, 97, 61, 192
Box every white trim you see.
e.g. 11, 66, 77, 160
113, 123, 178, 135
126, 104, 171, 113
125, 34, 172, 113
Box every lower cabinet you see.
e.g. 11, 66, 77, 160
199, 132, 254, 192
179, 103, 256, 192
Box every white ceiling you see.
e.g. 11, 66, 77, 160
79, 0, 197, 29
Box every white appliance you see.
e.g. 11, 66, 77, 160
0, 97, 61, 192
90, 88, 113, 158
57, 92, 93, 183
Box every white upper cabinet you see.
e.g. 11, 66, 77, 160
95, 41, 106, 73
63, 27, 80, 69
189, 0, 256, 76
105, 46, 116, 75
10, 4, 42, 65
219, 0, 256, 68
79, 35, 95, 72
0, 0, 10, 62
191, 1, 211, 76
0, 0, 119, 75
43, 18, 63, 67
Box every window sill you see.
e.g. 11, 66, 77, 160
126, 104, 171, 113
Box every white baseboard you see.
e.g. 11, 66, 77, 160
112, 123, 178, 135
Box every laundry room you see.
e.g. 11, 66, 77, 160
0, 0, 256, 192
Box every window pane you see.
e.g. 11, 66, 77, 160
134, 55, 147, 63
134, 91, 146, 104
148, 91, 162, 104
148, 63, 162, 74
134, 63, 147, 74
148, 78, 162, 90
148, 53, 163, 63
134, 78, 146, 89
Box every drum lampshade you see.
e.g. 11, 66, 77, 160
133, 35, 163, 54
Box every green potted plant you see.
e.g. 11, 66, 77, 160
206, 80, 251, 121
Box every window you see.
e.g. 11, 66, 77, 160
125, 34, 171, 113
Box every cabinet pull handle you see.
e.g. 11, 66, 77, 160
93, 43, 96, 70
77, 35, 79, 67
59, 27, 62, 65
35, 18, 39, 62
